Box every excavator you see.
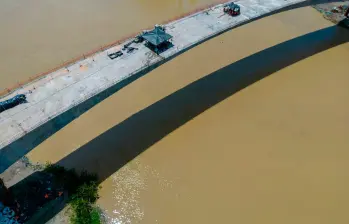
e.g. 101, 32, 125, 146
223, 2, 240, 16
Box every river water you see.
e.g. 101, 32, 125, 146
24, 4, 349, 224
0, 0, 224, 91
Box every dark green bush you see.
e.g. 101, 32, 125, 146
43, 163, 101, 224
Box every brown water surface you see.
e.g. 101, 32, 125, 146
0, 0, 222, 91
27, 7, 349, 224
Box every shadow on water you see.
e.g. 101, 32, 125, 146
0, 0, 344, 173
6, 22, 349, 223
56, 24, 349, 181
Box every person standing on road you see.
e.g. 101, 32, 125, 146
345, 6, 349, 18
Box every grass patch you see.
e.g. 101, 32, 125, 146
44, 163, 101, 224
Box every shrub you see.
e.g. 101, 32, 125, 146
43, 163, 101, 224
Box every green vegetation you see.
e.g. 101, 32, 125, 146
70, 182, 101, 224
43, 163, 101, 224
90, 207, 102, 224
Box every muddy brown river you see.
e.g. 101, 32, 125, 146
21, 3, 349, 223
0, 0, 224, 91
2, 0, 349, 223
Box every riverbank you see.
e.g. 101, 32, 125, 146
0, 159, 102, 223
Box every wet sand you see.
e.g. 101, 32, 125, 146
0, 0, 223, 91
27, 7, 349, 224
